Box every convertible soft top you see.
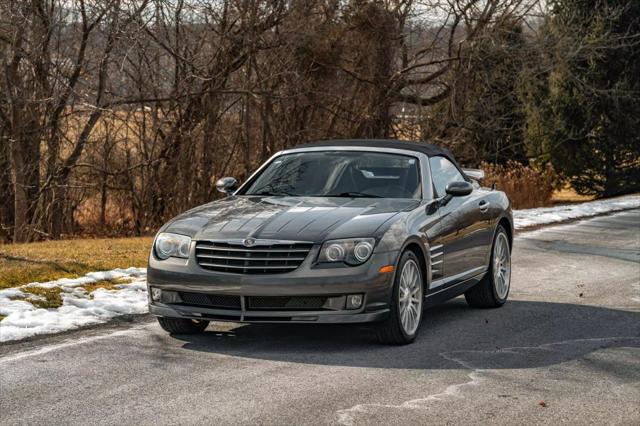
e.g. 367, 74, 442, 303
294, 139, 461, 168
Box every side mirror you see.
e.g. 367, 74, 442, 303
216, 177, 238, 195
445, 181, 473, 197
426, 180, 474, 214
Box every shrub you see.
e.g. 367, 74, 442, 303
480, 161, 559, 209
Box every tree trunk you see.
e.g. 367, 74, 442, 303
9, 135, 40, 242
100, 172, 108, 229
0, 135, 15, 242
243, 79, 252, 178
260, 97, 273, 162
49, 190, 65, 239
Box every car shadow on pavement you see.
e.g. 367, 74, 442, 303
173, 299, 640, 370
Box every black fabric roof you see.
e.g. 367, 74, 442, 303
294, 139, 456, 161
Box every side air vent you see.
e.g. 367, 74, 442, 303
430, 244, 443, 279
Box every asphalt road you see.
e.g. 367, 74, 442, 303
1, 210, 639, 425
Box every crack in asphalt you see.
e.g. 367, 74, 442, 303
336, 336, 640, 425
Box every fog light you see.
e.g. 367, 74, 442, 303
162, 290, 181, 304
150, 287, 162, 301
346, 294, 363, 310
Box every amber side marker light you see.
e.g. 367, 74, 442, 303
379, 265, 395, 273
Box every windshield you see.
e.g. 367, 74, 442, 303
242, 151, 421, 199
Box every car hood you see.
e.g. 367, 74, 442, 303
162, 196, 420, 243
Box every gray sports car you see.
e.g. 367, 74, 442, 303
147, 139, 513, 344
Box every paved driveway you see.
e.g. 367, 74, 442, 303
1, 210, 639, 425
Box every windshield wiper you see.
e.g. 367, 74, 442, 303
251, 190, 299, 197
324, 192, 383, 198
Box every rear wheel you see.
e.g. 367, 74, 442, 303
465, 225, 511, 308
157, 317, 209, 334
376, 250, 424, 345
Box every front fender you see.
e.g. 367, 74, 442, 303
376, 218, 432, 287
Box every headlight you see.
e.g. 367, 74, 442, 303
154, 233, 191, 260
318, 238, 375, 265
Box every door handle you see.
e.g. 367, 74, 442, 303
479, 200, 490, 213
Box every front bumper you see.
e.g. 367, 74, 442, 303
146, 248, 397, 324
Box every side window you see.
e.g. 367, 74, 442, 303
429, 156, 465, 197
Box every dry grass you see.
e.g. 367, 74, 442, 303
81, 279, 126, 295
0, 237, 152, 289
551, 185, 596, 204
0, 258, 88, 290
482, 161, 559, 209
14, 287, 64, 309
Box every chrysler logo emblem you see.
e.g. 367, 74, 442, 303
243, 238, 255, 247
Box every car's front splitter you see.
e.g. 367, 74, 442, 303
149, 302, 390, 324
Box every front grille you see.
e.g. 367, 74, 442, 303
246, 296, 328, 310
195, 241, 313, 274
178, 292, 241, 309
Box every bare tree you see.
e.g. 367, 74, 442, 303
0, 0, 545, 242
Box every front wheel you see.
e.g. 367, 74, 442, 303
465, 225, 511, 308
376, 250, 424, 345
157, 317, 209, 334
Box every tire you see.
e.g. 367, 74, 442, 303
157, 317, 209, 334
376, 250, 424, 345
465, 225, 511, 308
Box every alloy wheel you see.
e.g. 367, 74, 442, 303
398, 259, 423, 335
493, 232, 511, 299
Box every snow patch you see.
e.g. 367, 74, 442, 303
26, 267, 146, 289
513, 194, 640, 229
0, 268, 147, 342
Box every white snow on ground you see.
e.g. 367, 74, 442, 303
1, 195, 638, 342
513, 194, 640, 229
0, 268, 146, 342
24, 267, 147, 289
